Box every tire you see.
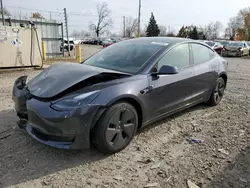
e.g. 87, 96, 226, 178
241, 51, 244, 58
91, 102, 138, 154
206, 77, 225, 106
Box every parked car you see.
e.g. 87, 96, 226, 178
81, 38, 91, 44
12, 37, 228, 154
89, 38, 102, 45
221, 41, 249, 57
60, 39, 74, 52
204, 41, 223, 54
215, 40, 230, 47
103, 39, 116, 48
247, 42, 250, 55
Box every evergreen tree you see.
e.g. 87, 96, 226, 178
177, 26, 187, 37
146, 13, 160, 37
189, 26, 198, 39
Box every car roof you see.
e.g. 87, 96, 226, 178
122, 37, 193, 46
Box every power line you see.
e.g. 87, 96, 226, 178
5, 5, 61, 14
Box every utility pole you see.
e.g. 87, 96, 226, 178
123, 16, 126, 38
0, 0, 5, 26
137, 0, 141, 37
49, 12, 52, 20
63, 8, 70, 56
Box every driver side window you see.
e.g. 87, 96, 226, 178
157, 44, 190, 71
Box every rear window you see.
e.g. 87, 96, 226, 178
191, 43, 214, 65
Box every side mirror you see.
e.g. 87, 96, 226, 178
156, 65, 178, 75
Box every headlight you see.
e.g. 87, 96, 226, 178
51, 90, 100, 111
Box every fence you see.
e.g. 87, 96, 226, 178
0, 17, 63, 58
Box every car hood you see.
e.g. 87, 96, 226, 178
27, 62, 127, 98
224, 46, 241, 51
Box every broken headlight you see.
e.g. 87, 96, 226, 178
51, 90, 100, 110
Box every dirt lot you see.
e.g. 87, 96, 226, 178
0, 57, 250, 188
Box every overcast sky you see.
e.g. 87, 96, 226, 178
4, 0, 250, 36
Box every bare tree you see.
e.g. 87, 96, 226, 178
89, 2, 112, 37
125, 17, 138, 37
212, 21, 223, 39
201, 21, 223, 40
225, 17, 241, 40
159, 25, 167, 36
0, 7, 11, 16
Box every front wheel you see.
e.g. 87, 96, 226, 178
241, 51, 244, 58
206, 77, 225, 106
91, 102, 138, 154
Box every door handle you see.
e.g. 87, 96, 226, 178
140, 85, 154, 94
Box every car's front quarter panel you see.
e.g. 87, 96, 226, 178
218, 56, 228, 79
90, 75, 150, 122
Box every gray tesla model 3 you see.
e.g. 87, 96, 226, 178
12, 37, 228, 154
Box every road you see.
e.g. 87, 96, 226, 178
0, 57, 249, 188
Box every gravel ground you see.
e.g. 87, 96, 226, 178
0, 57, 250, 188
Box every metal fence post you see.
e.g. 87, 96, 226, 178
41, 41, 47, 61
76, 44, 82, 63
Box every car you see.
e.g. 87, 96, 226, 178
103, 39, 116, 48
204, 41, 223, 54
221, 41, 249, 57
215, 40, 230, 47
88, 38, 102, 45
247, 42, 250, 55
60, 38, 74, 52
81, 38, 92, 44
12, 37, 228, 154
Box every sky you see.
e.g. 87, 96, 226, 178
3, 0, 250, 36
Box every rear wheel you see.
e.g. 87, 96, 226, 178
91, 102, 138, 154
206, 77, 225, 106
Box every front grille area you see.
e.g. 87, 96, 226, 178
31, 127, 75, 142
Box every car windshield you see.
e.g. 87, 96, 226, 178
227, 42, 243, 47
205, 41, 215, 47
83, 41, 163, 74
218, 41, 229, 45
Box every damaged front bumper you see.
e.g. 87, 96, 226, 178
222, 50, 241, 57
12, 76, 104, 150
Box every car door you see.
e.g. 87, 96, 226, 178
191, 43, 219, 102
147, 43, 196, 120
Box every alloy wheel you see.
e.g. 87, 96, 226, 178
214, 80, 225, 104
105, 109, 136, 148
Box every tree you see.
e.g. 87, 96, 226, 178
159, 25, 167, 36
225, 17, 241, 40
146, 13, 160, 37
31, 12, 44, 19
189, 26, 198, 39
201, 21, 223, 40
125, 17, 138, 37
238, 7, 250, 40
89, 2, 112, 37
177, 26, 187, 38
0, 7, 11, 16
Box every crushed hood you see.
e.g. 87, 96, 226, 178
27, 62, 126, 98
224, 46, 241, 51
